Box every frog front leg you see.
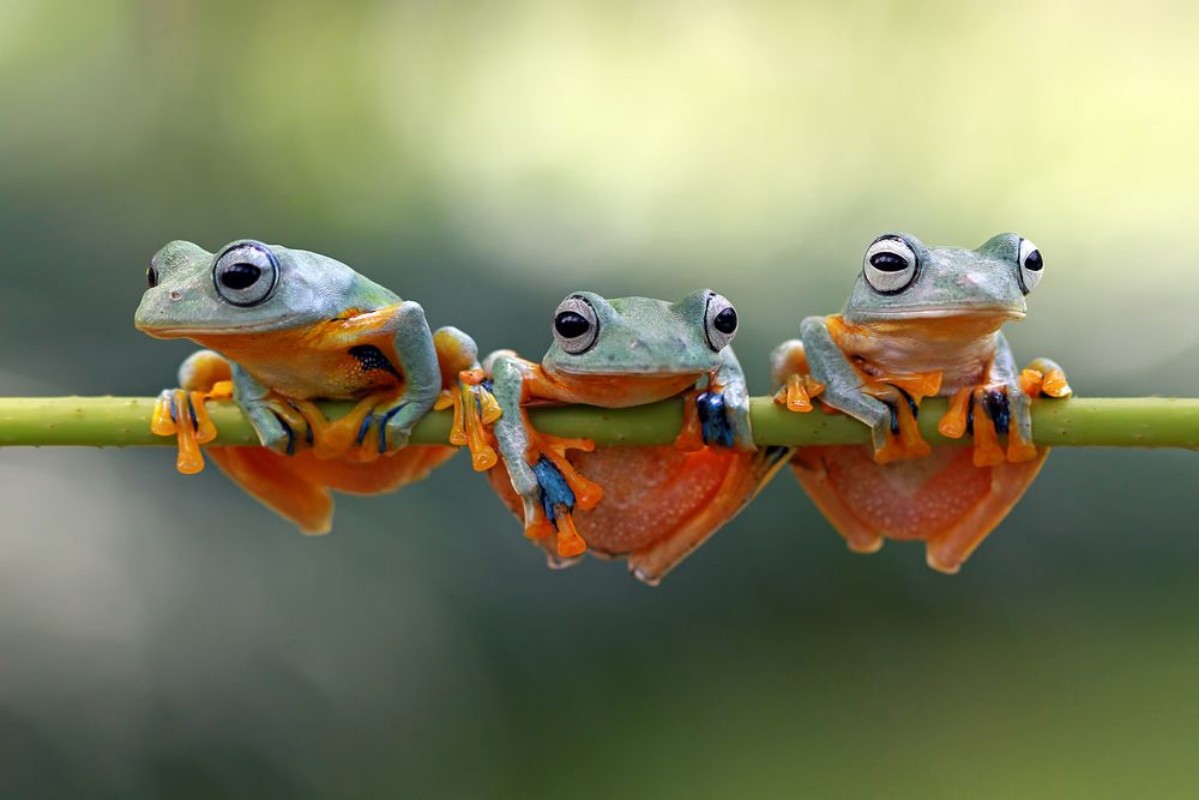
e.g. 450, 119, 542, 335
800, 316, 894, 454
376, 301, 441, 450
286, 301, 442, 459
937, 333, 1070, 466
681, 346, 756, 451
230, 363, 310, 454
488, 354, 599, 562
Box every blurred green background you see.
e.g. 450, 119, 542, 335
3, 0, 1199, 796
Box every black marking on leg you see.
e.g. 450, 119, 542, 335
186, 395, 199, 430
763, 445, 791, 468
273, 414, 296, 456
885, 401, 900, 436
697, 391, 735, 448
983, 390, 1011, 435
965, 396, 975, 436
167, 396, 178, 424
348, 345, 403, 380
895, 386, 919, 419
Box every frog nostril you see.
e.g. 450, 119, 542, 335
168, 289, 183, 301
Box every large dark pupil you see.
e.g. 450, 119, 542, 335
220, 262, 262, 290
1024, 250, 1043, 271
869, 252, 909, 272
713, 307, 737, 334
554, 311, 591, 339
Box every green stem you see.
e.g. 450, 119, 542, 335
0, 396, 1197, 449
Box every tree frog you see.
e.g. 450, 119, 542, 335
135, 239, 495, 533
485, 290, 789, 585
772, 232, 1071, 573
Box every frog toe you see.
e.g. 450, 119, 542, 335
1021, 357, 1072, 399
151, 387, 221, 474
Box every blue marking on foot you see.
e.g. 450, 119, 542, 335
697, 391, 735, 448
533, 457, 575, 524
379, 404, 408, 453
983, 390, 1011, 435
356, 412, 374, 445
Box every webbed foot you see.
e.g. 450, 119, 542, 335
437, 368, 501, 471
150, 350, 235, 473
770, 339, 826, 413
860, 371, 942, 464
519, 426, 603, 557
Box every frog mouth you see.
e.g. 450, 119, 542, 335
861, 305, 1027, 321
549, 364, 710, 377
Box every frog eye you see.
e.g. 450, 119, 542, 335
552, 295, 599, 355
1017, 238, 1043, 294
703, 293, 738, 352
863, 236, 919, 294
146, 264, 158, 288
212, 241, 280, 307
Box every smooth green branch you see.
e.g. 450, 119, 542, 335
1, 396, 1198, 450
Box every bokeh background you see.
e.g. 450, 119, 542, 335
2, 0, 1199, 796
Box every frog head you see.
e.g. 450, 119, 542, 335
843, 232, 1044, 325
542, 290, 739, 375
135, 239, 394, 338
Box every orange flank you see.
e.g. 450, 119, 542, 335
206, 445, 456, 534
188, 305, 410, 400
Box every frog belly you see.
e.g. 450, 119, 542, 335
791, 444, 1047, 571
489, 444, 786, 581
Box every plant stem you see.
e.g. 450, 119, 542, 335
1, 396, 1198, 450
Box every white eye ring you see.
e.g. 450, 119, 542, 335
703, 293, 738, 352
1018, 238, 1043, 293
863, 236, 919, 294
213, 241, 279, 307
552, 295, 599, 355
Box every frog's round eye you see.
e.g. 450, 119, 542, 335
704, 293, 738, 352
212, 242, 280, 307
1017, 238, 1043, 294
552, 295, 599, 355
863, 236, 919, 294
146, 264, 158, 288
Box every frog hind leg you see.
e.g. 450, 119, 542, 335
207, 443, 459, 535
923, 453, 1048, 573
624, 446, 791, 585
791, 445, 1047, 571
204, 446, 335, 535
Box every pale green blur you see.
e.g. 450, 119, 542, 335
2, 1, 1198, 796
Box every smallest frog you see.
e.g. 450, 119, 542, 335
484, 290, 786, 584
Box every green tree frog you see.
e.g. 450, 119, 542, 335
135, 239, 494, 534
484, 290, 789, 585
772, 232, 1071, 573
